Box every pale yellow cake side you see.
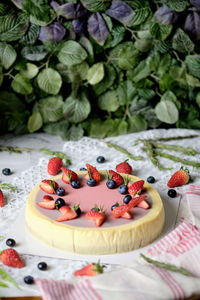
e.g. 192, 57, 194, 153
25, 172, 165, 255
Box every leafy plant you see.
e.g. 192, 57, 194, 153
1, 0, 200, 140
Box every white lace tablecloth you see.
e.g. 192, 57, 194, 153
0, 128, 200, 297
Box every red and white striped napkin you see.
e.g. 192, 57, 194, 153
35, 185, 200, 300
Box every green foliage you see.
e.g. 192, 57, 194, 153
1, 0, 200, 138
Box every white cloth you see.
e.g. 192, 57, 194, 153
186, 185, 200, 228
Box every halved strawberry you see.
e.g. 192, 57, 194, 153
56, 205, 77, 222
43, 195, 54, 202
74, 261, 106, 276
39, 180, 58, 194
128, 195, 147, 209
86, 164, 101, 182
0, 190, 4, 207
128, 180, 144, 197
167, 167, 190, 188
112, 204, 130, 219
61, 167, 78, 184
121, 211, 132, 219
86, 210, 106, 227
48, 157, 63, 176
37, 200, 55, 209
109, 170, 124, 187
137, 199, 150, 209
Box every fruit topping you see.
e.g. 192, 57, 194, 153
56, 205, 77, 222
2, 168, 11, 176
37, 200, 56, 209
85, 164, 101, 182
111, 202, 119, 211
137, 199, 150, 209
147, 176, 155, 184
96, 156, 105, 163
108, 170, 124, 187
168, 189, 177, 198
55, 187, 65, 196
123, 194, 132, 204
55, 198, 65, 209
167, 167, 190, 188
87, 178, 97, 187
116, 160, 132, 174
118, 184, 128, 195
47, 157, 63, 176
61, 168, 78, 184
71, 180, 81, 189
0, 248, 24, 268
106, 179, 116, 189
74, 261, 106, 276
39, 180, 59, 194
24, 275, 34, 284
38, 262, 47, 271
128, 180, 144, 197
80, 167, 87, 171
86, 205, 106, 227
43, 195, 54, 202
113, 195, 147, 218
0, 189, 4, 207
6, 238, 16, 247
73, 204, 82, 217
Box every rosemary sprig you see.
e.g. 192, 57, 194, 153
140, 254, 193, 276
151, 142, 198, 156
0, 268, 20, 289
0, 184, 18, 192
104, 141, 143, 161
154, 150, 200, 168
134, 135, 199, 145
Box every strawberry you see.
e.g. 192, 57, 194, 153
47, 157, 63, 176
86, 208, 106, 227
109, 170, 124, 187
0, 248, 24, 268
121, 211, 132, 219
43, 195, 54, 202
74, 261, 106, 277
40, 180, 58, 194
85, 164, 101, 182
37, 200, 55, 209
116, 160, 132, 174
128, 195, 147, 209
61, 167, 78, 184
167, 167, 190, 188
56, 205, 77, 222
128, 180, 144, 197
112, 203, 131, 218
137, 199, 150, 209
0, 189, 4, 207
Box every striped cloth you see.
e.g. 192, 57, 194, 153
35, 185, 200, 300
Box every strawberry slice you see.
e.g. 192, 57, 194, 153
112, 204, 131, 218
128, 180, 144, 197
61, 168, 78, 184
121, 211, 132, 219
137, 199, 150, 209
40, 180, 58, 194
37, 200, 55, 209
0, 189, 4, 207
74, 261, 106, 276
48, 157, 63, 176
86, 164, 101, 182
0, 248, 24, 268
86, 210, 106, 227
43, 195, 54, 202
128, 195, 147, 209
56, 205, 77, 222
109, 170, 124, 187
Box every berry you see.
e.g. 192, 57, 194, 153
6, 238, 16, 247
118, 185, 128, 195
123, 195, 132, 204
74, 261, 106, 276
147, 176, 155, 184
37, 200, 55, 209
56, 205, 77, 222
0, 248, 24, 268
39, 180, 59, 194
109, 170, 124, 187
111, 203, 119, 211
87, 179, 96, 187
2, 168, 11, 176
128, 180, 144, 197
55, 187, 65, 196
47, 157, 63, 176
43, 195, 54, 202
86, 210, 106, 227
74, 207, 81, 217
106, 179, 116, 189
71, 180, 81, 189
24, 275, 34, 284
96, 156, 105, 163
116, 161, 132, 174
0, 189, 4, 207
112, 203, 131, 219
168, 189, 177, 198
91, 207, 100, 211
55, 198, 65, 209
80, 167, 87, 171
167, 167, 190, 188
38, 262, 47, 271
137, 199, 150, 209
85, 164, 101, 182
62, 168, 79, 184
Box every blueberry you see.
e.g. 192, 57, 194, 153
75, 207, 82, 217
123, 195, 132, 204
96, 156, 105, 163
55, 198, 65, 209
147, 176, 155, 184
106, 179, 116, 189
80, 167, 87, 171
37, 262, 47, 271
91, 207, 100, 211
168, 189, 177, 198
87, 179, 96, 187
111, 203, 119, 211
24, 275, 34, 284
2, 168, 11, 176
55, 187, 65, 196
6, 238, 16, 247
71, 180, 80, 189
118, 185, 128, 195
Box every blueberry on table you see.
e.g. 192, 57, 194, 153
87, 179, 96, 187
38, 262, 47, 271
123, 195, 132, 204
147, 176, 155, 184
55, 187, 65, 196
55, 198, 65, 209
71, 180, 81, 189
6, 238, 16, 247
80, 167, 87, 171
96, 156, 105, 163
2, 168, 11, 176
24, 275, 34, 284
118, 185, 128, 194
168, 189, 177, 198
106, 179, 116, 189
111, 203, 119, 211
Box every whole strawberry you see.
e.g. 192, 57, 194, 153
116, 160, 132, 174
48, 157, 63, 176
0, 189, 4, 207
0, 248, 24, 268
167, 167, 190, 188
74, 261, 106, 276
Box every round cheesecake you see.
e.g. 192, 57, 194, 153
25, 171, 165, 255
